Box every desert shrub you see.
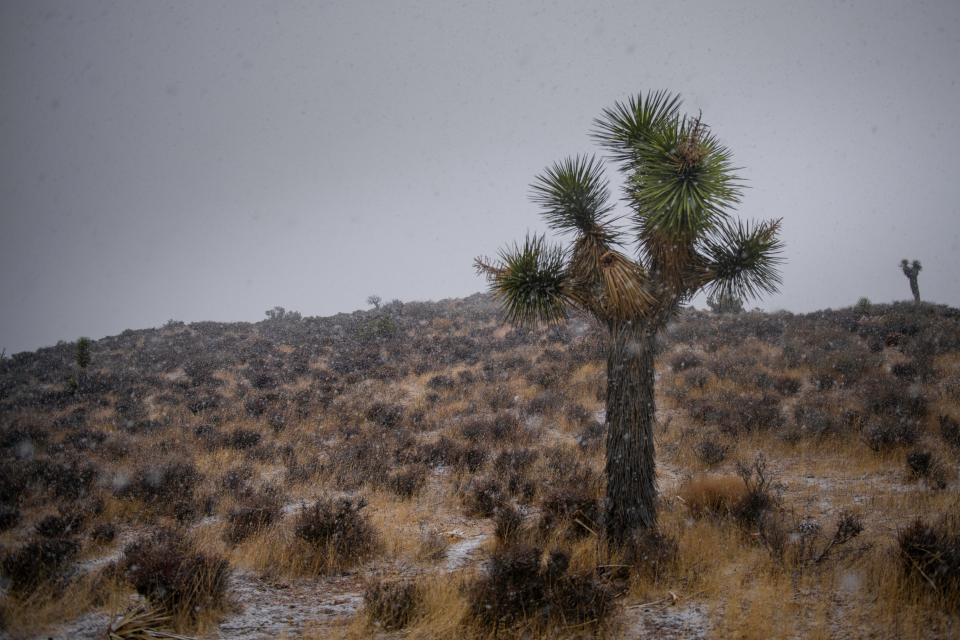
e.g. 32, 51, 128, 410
117, 461, 201, 509
495, 448, 539, 472
426, 374, 455, 390
791, 395, 842, 439
460, 476, 507, 518
693, 436, 729, 466
90, 522, 117, 544
414, 525, 449, 563
527, 390, 561, 415
624, 528, 678, 580
766, 511, 865, 567
0, 504, 20, 531
669, 350, 703, 372
734, 455, 782, 530
456, 445, 488, 473
494, 504, 525, 544
541, 446, 600, 496
221, 466, 254, 498
225, 493, 281, 544
294, 496, 376, 568
687, 390, 783, 434
386, 465, 428, 499
2, 537, 79, 593
771, 375, 802, 396
864, 418, 918, 452
364, 579, 420, 631
681, 366, 711, 391
529, 361, 565, 388
906, 450, 933, 478
327, 432, 392, 488
539, 490, 601, 540
892, 361, 920, 381
34, 511, 85, 538
862, 373, 928, 426
461, 412, 520, 442
813, 347, 878, 389
897, 515, 960, 609
227, 428, 262, 450
123, 529, 231, 620
940, 414, 960, 450
576, 419, 606, 452
468, 544, 615, 631
366, 402, 405, 428
905, 449, 949, 490
38, 460, 97, 500
410, 436, 462, 468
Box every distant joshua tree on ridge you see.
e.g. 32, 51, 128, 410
900, 259, 922, 303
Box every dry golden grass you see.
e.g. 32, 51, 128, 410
677, 474, 748, 518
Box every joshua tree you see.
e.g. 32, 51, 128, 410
366, 294, 382, 310
476, 91, 784, 543
75, 337, 91, 370
706, 291, 744, 314
900, 259, 922, 303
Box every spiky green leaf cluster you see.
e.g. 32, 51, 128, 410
592, 90, 682, 168
477, 235, 568, 325
629, 117, 742, 239
701, 219, 784, 301
530, 155, 617, 241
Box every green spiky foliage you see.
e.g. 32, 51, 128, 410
476, 91, 784, 543
76, 337, 91, 370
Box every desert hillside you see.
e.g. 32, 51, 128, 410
1, 294, 959, 639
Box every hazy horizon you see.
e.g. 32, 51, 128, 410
3, 0, 959, 354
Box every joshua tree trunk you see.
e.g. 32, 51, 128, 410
604, 322, 658, 543
909, 277, 920, 304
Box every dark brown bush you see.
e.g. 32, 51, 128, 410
122, 529, 231, 620
734, 455, 782, 530
364, 579, 420, 630
386, 465, 428, 499
897, 516, 960, 609
460, 476, 507, 518
576, 420, 606, 452
461, 413, 521, 442
792, 395, 842, 439
2, 537, 79, 593
468, 544, 615, 631
940, 414, 960, 450
539, 490, 601, 540
0, 505, 20, 532
227, 428, 262, 450
624, 529, 678, 580
117, 461, 201, 511
694, 436, 729, 466
494, 504, 524, 544
669, 350, 703, 372
225, 493, 281, 544
34, 511, 85, 538
366, 402, 405, 428
864, 418, 918, 452
906, 450, 933, 479
294, 496, 376, 564
90, 522, 117, 544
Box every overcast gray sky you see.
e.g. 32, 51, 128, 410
2, 0, 959, 354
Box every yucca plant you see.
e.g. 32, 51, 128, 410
476, 90, 784, 543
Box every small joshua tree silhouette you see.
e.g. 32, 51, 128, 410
900, 259, 922, 303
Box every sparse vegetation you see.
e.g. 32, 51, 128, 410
0, 294, 958, 638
